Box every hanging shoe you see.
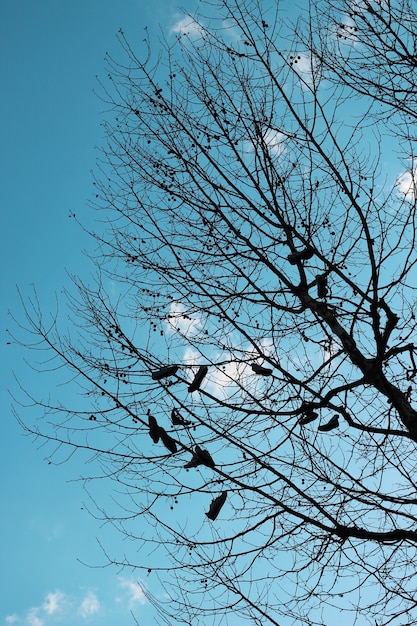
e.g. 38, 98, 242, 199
287, 245, 315, 265
148, 413, 160, 443
251, 363, 273, 376
188, 365, 208, 392
206, 491, 227, 520
318, 414, 339, 432
171, 408, 192, 427
298, 410, 319, 425
158, 427, 178, 453
151, 364, 179, 380
184, 445, 215, 469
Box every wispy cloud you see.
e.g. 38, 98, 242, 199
169, 16, 203, 37
290, 52, 318, 86
117, 578, 147, 609
261, 129, 286, 156
204, 338, 274, 398
166, 301, 202, 338
183, 347, 200, 365
78, 591, 100, 618
42, 591, 68, 616
244, 128, 286, 158
322, 338, 341, 372
205, 358, 243, 397
349, 0, 386, 13
26, 609, 44, 626
334, 14, 359, 44
397, 166, 417, 201
9, 589, 100, 626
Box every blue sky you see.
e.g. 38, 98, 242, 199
0, 1, 199, 625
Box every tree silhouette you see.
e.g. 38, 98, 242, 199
12, 0, 417, 624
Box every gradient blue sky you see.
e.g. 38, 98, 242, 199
2, 2, 412, 625
1, 2, 198, 625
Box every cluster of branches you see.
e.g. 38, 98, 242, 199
12, 0, 417, 624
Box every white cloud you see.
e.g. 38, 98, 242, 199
258, 337, 273, 356
8, 589, 102, 626
169, 16, 203, 37
201, 337, 276, 398
350, 0, 386, 13
42, 591, 68, 615
262, 129, 286, 156
322, 338, 341, 371
290, 52, 318, 86
78, 591, 100, 619
26, 609, 44, 626
332, 12, 360, 45
205, 359, 243, 397
244, 129, 286, 157
397, 167, 417, 201
183, 347, 200, 364
117, 578, 147, 609
166, 301, 202, 338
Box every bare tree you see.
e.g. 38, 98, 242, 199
12, 0, 417, 624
